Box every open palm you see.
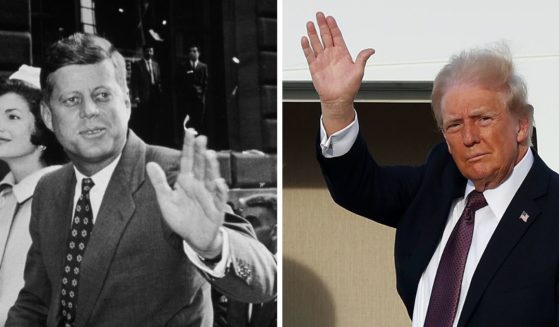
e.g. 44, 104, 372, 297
147, 130, 228, 258
301, 12, 374, 133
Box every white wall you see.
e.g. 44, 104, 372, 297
283, 0, 559, 169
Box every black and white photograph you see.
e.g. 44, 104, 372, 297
0, 0, 277, 326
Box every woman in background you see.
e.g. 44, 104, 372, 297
0, 65, 67, 325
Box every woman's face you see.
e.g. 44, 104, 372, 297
0, 92, 39, 162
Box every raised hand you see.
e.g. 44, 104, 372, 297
146, 130, 228, 259
301, 12, 375, 135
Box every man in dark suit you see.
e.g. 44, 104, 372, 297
302, 12, 559, 326
178, 45, 208, 134
213, 194, 277, 327
7, 33, 275, 327
130, 45, 162, 144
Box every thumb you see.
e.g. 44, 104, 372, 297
146, 162, 172, 198
355, 48, 375, 71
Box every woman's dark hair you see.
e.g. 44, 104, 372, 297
0, 78, 67, 165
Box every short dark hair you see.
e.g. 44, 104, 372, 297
241, 193, 277, 217
0, 78, 67, 165
40, 33, 128, 102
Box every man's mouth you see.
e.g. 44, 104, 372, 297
80, 128, 105, 136
467, 153, 488, 162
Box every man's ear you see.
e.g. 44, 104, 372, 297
516, 117, 530, 145
40, 102, 54, 132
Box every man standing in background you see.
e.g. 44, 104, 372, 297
131, 45, 162, 144
178, 45, 208, 134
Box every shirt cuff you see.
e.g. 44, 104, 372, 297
319, 109, 360, 158
183, 227, 230, 278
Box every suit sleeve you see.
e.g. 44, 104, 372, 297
157, 150, 276, 304
317, 132, 426, 228
6, 181, 51, 326
201, 213, 277, 304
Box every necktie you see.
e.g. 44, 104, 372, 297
148, 60, 155, 85
424, 191, 487, 327
59, 178, 95, 327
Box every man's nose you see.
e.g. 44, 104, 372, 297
80, 98, 100, 118
462, 122, 480, 146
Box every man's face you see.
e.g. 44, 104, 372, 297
243, 205, 276, 253
441, 83, 529, 191
143, 47, 154, 60
188, 47, 200, 61
42, 59, 131, 174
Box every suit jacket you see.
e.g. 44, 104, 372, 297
7, 131, 276, 327
179, 61, 208, 101
318, 134, 559, 326
131, 59, 162, 103
212, 289, 276, 327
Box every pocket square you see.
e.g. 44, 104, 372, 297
519, 211, 530, 222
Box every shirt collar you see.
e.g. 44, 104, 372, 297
73, 154, 122, 191
7, 165, 62, 203
0, 172, 15, 191
464, 148, 534, 219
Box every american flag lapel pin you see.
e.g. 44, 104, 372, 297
519, 211, 530, 223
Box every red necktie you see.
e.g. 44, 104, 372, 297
423, 191, 487, 327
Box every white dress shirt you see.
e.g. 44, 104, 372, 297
72, 155, 230, 277
0, 165, 61, 326
319, 113, 534, 326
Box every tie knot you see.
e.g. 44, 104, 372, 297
466, 190, 487, 212
81, 178, 94, 194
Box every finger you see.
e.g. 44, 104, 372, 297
213, 178, 229, 211
316, 12, 333, 49
204, 150, 229, 210
306, 21, 323, 55
301, 36, 315, 65
204, 150, 220, 189
192, 135, 207, 180
355, 48, 376, 70
146, 162, 172, 199
326, 15, 347, 50
180, 129, 196, 175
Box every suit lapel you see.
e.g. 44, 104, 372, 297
44, 164, 76, 321
74, 132, 147, 327
398, 156, 466, 312
457, 154, 550, 327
